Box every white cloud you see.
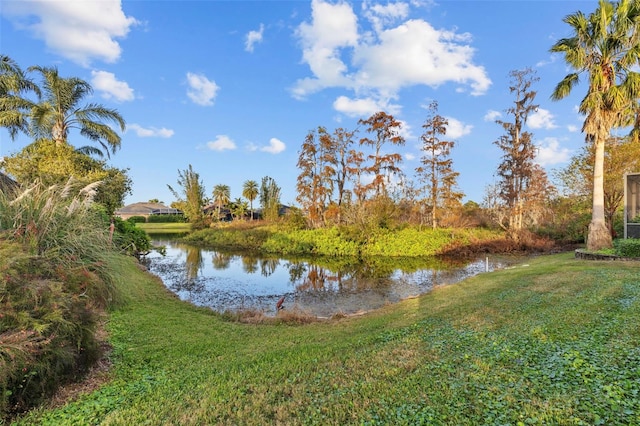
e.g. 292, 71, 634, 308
207, 135, 236, 151
292, 0, 359, 99
292, 0, 491, 106
405, 152, 416, 161
91, 70, 134, 102
535, 55, 557, 68
444, 117, 472, 139
245, 24, 264, 52
333, 95, 398, 117
353, 20, 491, 96
186, 72, 219, 106
127, 124, 174, 138
528, 108, 557, 130
2, 0, 138, 66
363, 0, 410, 33
484, 110, 501, 122
397, 119, 413, 141
536, 137, 571, 166
567, 124, 579, 132
261, 138, 286, 154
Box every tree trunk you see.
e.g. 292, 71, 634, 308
52, 122, 65, 146
587, 137, 613, 250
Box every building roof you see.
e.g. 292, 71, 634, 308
114, 202, 182, 215
0, 172, 17, 192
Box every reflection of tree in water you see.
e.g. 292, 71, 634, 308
287, 262, 306, 282
211, 251, 232, 270
183, 244, 204, 281
294, 257, 447, 293
288, 262, 351, 291
296, 265, 326, 291
241, 255, 259, 274
260, 258, 280, 277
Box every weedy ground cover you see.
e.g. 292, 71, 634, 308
12, 252, 640, 425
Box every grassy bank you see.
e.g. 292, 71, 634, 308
183, 224, 512, 257
135, 222, 191, 234
13, 252, 640, 425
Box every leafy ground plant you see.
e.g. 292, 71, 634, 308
12, 252, 640, 425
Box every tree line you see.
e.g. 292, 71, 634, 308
4, 0, 640, 249
167, 167, 282, 228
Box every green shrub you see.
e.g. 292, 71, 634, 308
0, 250, 104, 418
360, 228, 455, 257
189, 216, 212, 231
184, 227, 271, 251
0, 179, 125, 420
282, 207, 308, 231
126, 215, 147, 223
112, 217, 151, 256
183, 225, 505, 257
613, 238, 640, 258
146, 214, 186, 223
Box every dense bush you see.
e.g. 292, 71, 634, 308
189, 216, 212, 231
126, 215, 147, 223
282, 207, 308, 231
613, 238, 640, 258
0, 179, 122, 421
0, 247, 105, 417
360, 228, 455, 257
113, 217, 151, 257
146, 214, 186, 223
187, 225, 505, 257
184, 226, 271, 252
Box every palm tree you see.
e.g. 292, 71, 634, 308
8, 65, 126, 158
242, 179, 259, 220
212, 184, 231, 220
229, 197, 248, 220
551, 0, 640, 251
0, 55, 39, 140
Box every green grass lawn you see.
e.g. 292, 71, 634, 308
14, 253, 640, 425
135, 222, 191, 234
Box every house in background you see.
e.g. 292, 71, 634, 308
0, 172, 18, 193
114, 202, 183, 220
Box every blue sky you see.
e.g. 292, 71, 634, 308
1, 0, 595, 207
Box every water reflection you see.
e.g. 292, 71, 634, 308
185, 244, 203, 280
212, 252, 232, 270
147, 236, 525, 318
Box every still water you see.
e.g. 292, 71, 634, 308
145, 235, 526, 318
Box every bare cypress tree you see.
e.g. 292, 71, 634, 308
331, 127, 357, 209
296, 127, 334, 227
493, 68, 549, 239
416, 100, 463, 229
358, 111, 405, 199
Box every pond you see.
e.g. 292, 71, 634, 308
144, 234, 528, 318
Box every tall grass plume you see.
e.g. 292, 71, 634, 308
0, 178, 122, 420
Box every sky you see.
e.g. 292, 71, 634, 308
1, 0, 598, 207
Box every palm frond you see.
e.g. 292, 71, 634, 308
75, 145, 106, 159
551, 73, 580, 100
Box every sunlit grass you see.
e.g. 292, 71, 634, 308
135, 222, 191, 234
14, 253, 640, 425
